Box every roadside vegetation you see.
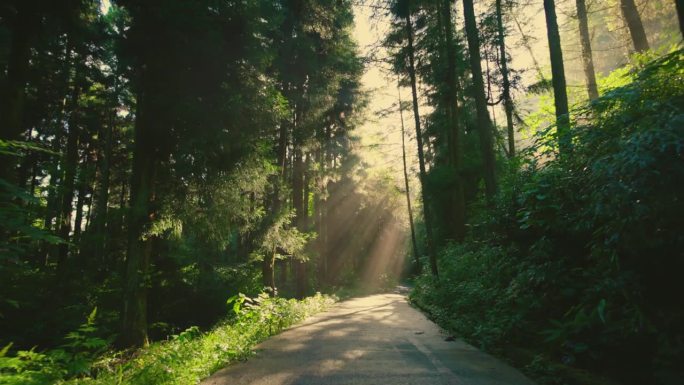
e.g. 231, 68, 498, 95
410, 50, 684, 385
1, 293, 334, 385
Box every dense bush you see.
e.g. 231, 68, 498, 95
411, 50, 684, 384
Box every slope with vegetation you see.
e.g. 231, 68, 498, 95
411, 51, 684, 384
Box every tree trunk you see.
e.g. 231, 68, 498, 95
279, 259, 288, 291
17, 128, 35, 192
496, 0, 517, 155
43, 45, 72, 237
120, 88, 157, 348
313, 145, 325, 286
41, 126, 64, 265
263, 119, 289, 291
441, 0, 466, 241
85, 176, 96, 233
299, 155, 310, 291
118, 169, 127, 226
93, 115, 114, 262
676, 0, 684, 39
28, 144, 39, 200
405, 9, 438, 278
56, 80, 82, 268
543, 0, 571, 155
0, 1, 37, 184
262, 250, 276, 291
620, 0, 650, 53
397, 81, 421, 272
291, 103, 306, 297
463, 0, 497, 199
73, 152, 88, 245
576, 0, 599, 100
321, 125, 332, 285
261, 229, 276, 291
292, 145, 306, 298
319, 198, 328, 285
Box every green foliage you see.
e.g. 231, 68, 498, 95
55, 309, 110, 377
0, 140, 63, 261
0, 294, 334, 385
0, 178, 64, 257
252, 211, 310, 263
411, 243, 523, 350
412, 51, 684, 384
3, 2, 366, 384
0, 346, 61, 385
0, 308, 108, 384
225, 293, 249, 316
0, 140, 58, 157
2, 0, 364, 351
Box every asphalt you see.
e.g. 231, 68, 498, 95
201, 291, 535, 385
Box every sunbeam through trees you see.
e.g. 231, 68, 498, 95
1, 0, 683, 384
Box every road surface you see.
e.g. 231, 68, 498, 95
202, 291, 535, 385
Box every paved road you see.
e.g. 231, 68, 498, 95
202, 292, 535, 385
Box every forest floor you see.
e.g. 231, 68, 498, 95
201, 290, 535, 385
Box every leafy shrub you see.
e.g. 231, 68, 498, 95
412, 50, 684, 384
0, 309, 108, 385
411, 243, 525, 350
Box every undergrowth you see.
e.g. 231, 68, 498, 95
0, 293, 335, 385
411, 50, 684, 385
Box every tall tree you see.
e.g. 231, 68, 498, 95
462, 0, 497, 198
620, 0, 650, 53
397, 81, 420, 272
404, 3, 439, 277
56, 73, 82, 268
91, 106, 116, 262
440, 0, 466, 239
118, 0, 180, 347
292, 145, 306, 298
0, 0, 368, 354
495, 0, 516, 155
576, 0, 599, 100
263, 118, 289, 292
120, 81, 160, 347
543, 0, 571, 154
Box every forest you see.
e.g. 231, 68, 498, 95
0, 0, 682, 384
